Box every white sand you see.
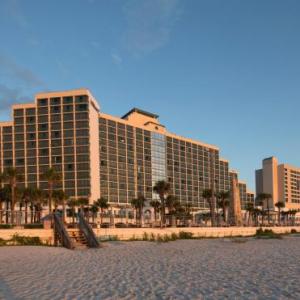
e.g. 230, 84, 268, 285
0, 237, 300, 300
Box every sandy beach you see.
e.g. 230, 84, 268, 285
0, 237, 300, 300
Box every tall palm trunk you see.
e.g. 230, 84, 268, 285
278, 208, 281, 226
139, 207, 143, 227
10, 180, 16, 224
48, 181, 53, 214
0, 201, 2, 224
25, 202, 28, 224
30, 205, 34, 223
160, 196, 165, 227
100, 208, 103, 225
266, 199, 270, 225
5, 200, 9, 224
222, 201, 227, 223
62, 200, 66, 223
72, 207, 75, 224
209, 199, 216, 227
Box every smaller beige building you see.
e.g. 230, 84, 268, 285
256, 157, 300, 210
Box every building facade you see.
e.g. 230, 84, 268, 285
256, 157, 300, 210
0, 89, 253, 211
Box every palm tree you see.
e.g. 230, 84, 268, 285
202, 189, 216, 227
96, 197, 110, 225
0, 188, 5, 224
165, 195, 179, 215
43, 168, 61, 214
216, 191, 230, 224
32, 188, 47, 223
52, 190, 68, 222
0, 172, 7, 224
67, 199, 77, 224
21, 187, 35, 224
90, 203, 99, 224
77, 197, 89, 220
4, 168, 22, 224
253, 208, 261, 227
153, 180, 170, 227
166, 195, 179, 227
0, 186, 11, 224
150, 200, 161, 222
130, 195, 146, 227
275, 201, 285, 226
245, 203, 254, 226
256, 193, 272, 225
261, 210, 267, 226
289, 209, 297, 226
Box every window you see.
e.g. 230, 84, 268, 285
38, 99, 48, 106
14, 109, 23, 117
51, 106, 61, 113
53, 156, 62, 164
50, 98, 60, 105
76, 104, 88, 111
39, 124, 48, 131
53, 131, 60, 138
63, 105, 73, 112
63, 96, 73, 104
40, 149, 49, 156
67, 164, 74, 171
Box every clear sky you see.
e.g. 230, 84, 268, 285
0, 0, 300, 191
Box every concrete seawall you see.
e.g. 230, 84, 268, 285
93, 226, 300, 240
1, 227, 298, 244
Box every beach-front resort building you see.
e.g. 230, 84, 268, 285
0, 89, 254, 214
256, 156, 300, 210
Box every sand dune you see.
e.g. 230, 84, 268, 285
0, 237, 300, 299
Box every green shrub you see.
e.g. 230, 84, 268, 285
0, 238, 7, 246
178, 231, 193, 239
149, 233, 156, 241
163, 234, 171, 242
129, 234, 138, 241
11, 234, 43, 246
170, 232, 178, 241
108, 235, 119, 241
291, 229, 298, 234
0, 224, 13, 229
24, 224, 43, 229
255, 228, 282, 239
142, 232, 149, 241
156, 234, 164, 243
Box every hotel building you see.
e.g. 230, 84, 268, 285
0, 89, 253, 211
256, 157, 300, 210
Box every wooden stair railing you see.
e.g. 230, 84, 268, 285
78, 212, 100, 248
53, 213, 75, 250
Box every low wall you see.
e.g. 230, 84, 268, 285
0, 229, 53, 244
0, 227, 298, 245
93, 226, 300, 240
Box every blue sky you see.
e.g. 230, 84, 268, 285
0, 0, 300, 191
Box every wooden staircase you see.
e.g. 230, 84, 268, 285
53, 212, 100, 250
67, 229, 88, 249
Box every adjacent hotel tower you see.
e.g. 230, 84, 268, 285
256, 157, 300, 210
0, 89, 253, 211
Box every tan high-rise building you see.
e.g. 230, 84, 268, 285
0, 88, 253, 211
256, 157, 300, 210
0, 89, 100, 202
